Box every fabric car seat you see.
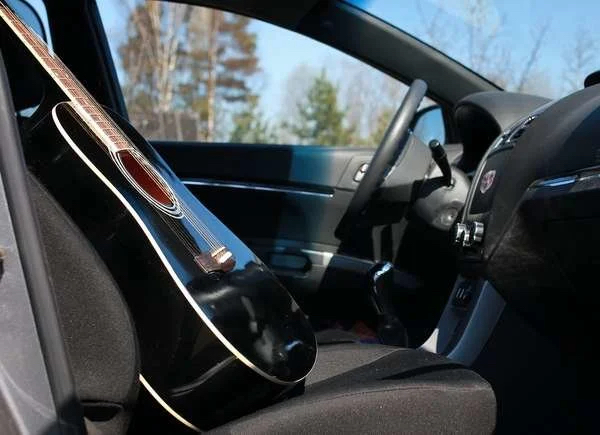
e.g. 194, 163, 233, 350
31, 175, 495, 434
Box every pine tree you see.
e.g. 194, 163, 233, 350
230, 97, 275, 143
179, 8, 258, 141
287, 70, 355, 146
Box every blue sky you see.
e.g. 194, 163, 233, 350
97, 0, 378, 122
20, 0, 600, 105
351, 0, 600, 96
94, 0, 599, 122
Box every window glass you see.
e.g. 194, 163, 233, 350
97, 1, 436, 147
5, 0, 51, 116
7, 0, 51, 44
349, 0, 600, 99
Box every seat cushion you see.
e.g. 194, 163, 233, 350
314, 328, 362, 345
29, 174, 139, 434
212, 343, 496, 434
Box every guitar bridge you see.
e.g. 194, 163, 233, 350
194, 247, 235, 273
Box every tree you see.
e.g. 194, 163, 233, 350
415, 0, 551, 95
562, 28, 597, 94
340, 60, 409, 147
179, 8, 259, 141
118, 1, 192, 138
118, 1, 259, 140
230, 97, 275, 143
286, 70, 355, 146
370, 108, 394, 145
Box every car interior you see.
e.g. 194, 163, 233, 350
0, 0, 589, 433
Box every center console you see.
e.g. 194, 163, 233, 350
420, 277, 505, 365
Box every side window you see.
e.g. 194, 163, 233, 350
5, 0, 52, 116
97, 1, 439, 147
7, 0, 51, 44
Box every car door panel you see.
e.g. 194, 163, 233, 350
152, 141, 378, 299
153, 141, 372, 248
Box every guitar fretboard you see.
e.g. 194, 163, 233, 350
0, 2, 130, 152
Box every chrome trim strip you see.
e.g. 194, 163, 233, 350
535, 175, 578, 188
580, 173, 599, 182
534, 169, 600, 189
183, 179, 334, 198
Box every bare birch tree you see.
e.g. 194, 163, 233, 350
118, 1, 259, 140
562, 28, 597, 94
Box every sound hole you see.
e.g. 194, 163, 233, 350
117, 150, 174, 208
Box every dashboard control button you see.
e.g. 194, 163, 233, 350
469, 222, 485, 245
453, 221, 484, 248
453, 223, 468, 246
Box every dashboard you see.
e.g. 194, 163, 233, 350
453, 84, 600, 343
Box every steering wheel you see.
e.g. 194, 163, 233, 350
335, 79, 427, 239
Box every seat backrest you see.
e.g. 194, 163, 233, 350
29, 174, 140, 434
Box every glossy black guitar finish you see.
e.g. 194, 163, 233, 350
26, 102, 316, 429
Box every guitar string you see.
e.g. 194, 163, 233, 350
179, 201, 223, 249
169, 212, 221, 253
161, 217, 204, 258
145, 186, 223, 254
163, 218, 201, 257
160, 214, 226, 272
114, 146, 224, 252
128, 154, 224, 249
119, 148, 224, 250
139, 167, 223, 250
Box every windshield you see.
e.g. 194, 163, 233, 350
348, 0, 600, 99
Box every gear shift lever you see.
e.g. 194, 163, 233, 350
428, 139, 453, 187
368, 262, 408, 346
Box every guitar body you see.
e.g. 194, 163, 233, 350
25, 101, 316, 429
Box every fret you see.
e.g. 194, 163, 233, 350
49, 67, 69, 77
22, 31, 37, 46
48, 63, 65, 76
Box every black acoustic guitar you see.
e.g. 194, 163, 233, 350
0, 2, 316, 430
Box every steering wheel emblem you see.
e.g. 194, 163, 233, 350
480, 170, 496, 194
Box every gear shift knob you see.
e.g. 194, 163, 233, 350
369, 262, 394, 315
368, 262, 408, 346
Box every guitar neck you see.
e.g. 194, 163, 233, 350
0, 2, 130, 152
